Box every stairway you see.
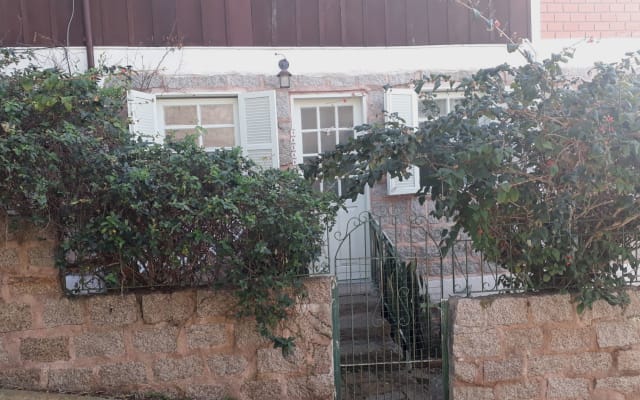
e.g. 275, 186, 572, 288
337, 281, 403, 366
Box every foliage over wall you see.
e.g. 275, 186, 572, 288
0, 49, 336, 352
303, 50, 640, 309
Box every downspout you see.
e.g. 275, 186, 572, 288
82, 0, 95, 69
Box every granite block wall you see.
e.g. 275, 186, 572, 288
0, 217, 335, 400
450, 290, 640, 400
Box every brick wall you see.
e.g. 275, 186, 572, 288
0, 217, 335, 400
542, 0, 640, 39
450, 291, 640, 399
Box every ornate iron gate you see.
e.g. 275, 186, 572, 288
331, 207, 509, 399
332, 211, 451, 400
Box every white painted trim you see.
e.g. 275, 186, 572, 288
153, 91, 242, 98
93, 45, 527, 75
156, 97, 240, 151
291, 95, 365, 165
11, 39, 640, 77
289, 91, 367, 100
530, 0, 542, 45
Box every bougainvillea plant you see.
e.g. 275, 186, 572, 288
303, 49, 640, 310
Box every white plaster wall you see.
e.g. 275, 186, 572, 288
12, 37, 640, 77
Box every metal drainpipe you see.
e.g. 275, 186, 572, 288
82, 0, 95, 69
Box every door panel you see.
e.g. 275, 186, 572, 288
294, 97, 369, 280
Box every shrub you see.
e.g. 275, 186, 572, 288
0, 49, 336, 351
303, 50, 640, 310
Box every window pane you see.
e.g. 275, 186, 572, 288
450, 98, 463, 112
321, 131, 336, 152
164, 106, 197, 125
324, 178, 339, 196
301, 108, 317, 129
338, 106, 354, 128
201, 104, 234, 125
302, 132, 318, 154
320, 107, 335, 129
167, 129, 198, 142
339, 130, 354, 145
436, 99, 448, 115
202, 127, 235, 148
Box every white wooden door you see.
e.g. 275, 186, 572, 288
294, 97, 369, 281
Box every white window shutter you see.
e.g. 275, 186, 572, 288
384, 88, 418, 128
127, 90, 160, 144
384, 88, 421, 195
238, 90, 279, 169
387, 165, 422, 195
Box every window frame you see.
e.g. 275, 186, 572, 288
127, 90, 280, 169
293, 96, 365, 196
157, 97, 240, 152
417, 90, 465, 126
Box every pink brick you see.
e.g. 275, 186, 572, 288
569, 31, 588, 38
541, 13, 555, 23
625, 3, 640, 12
600, 30, 625, 37
564, 3, 579, 12
610, 21, 627, 30
627, 21, 640, 30
611, 4, 625, 11
570, 13, 586, 21
595, 4, 611, 12
547, 22, 564, 32
563, 22, 581, 31
594, 22, 611, 30
586, 13, 603, 21
579, 4, 595, 12
548, 3, 564, 12
601, 12, 618, 21
579, 22, 596, 30
617, 13, 632, 21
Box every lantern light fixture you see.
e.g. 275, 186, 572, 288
276, 54, 291, 89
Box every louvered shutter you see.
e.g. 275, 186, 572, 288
238, 91, 279, 168
126, 90, 160, 144
384, 88, 421, 195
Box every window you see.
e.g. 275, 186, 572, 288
159, 98, 239, 151
384, 88, 463, 195
299, 103, 357, 196
127, 90, 279, 169
418, 92, 464, 127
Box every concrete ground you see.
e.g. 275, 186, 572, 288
0, 390, 110, 400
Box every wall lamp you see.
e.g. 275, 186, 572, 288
276, 54, 292, 89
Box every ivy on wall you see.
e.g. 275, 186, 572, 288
0, 49, 337, 353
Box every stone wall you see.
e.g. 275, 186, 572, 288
450, 290, 640, 400
0, 219, 335, 400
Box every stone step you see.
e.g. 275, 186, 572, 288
337, 281, 379, 297
339, 293, 382, 315
339, 339, 403, 365
339, 312, 393, 341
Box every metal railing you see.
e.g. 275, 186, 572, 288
369, 214, 442, 362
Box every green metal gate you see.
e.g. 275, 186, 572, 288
330, 207, 509, 399
332, 211, 452, 400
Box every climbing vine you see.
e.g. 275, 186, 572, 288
0, 48, 337, 353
